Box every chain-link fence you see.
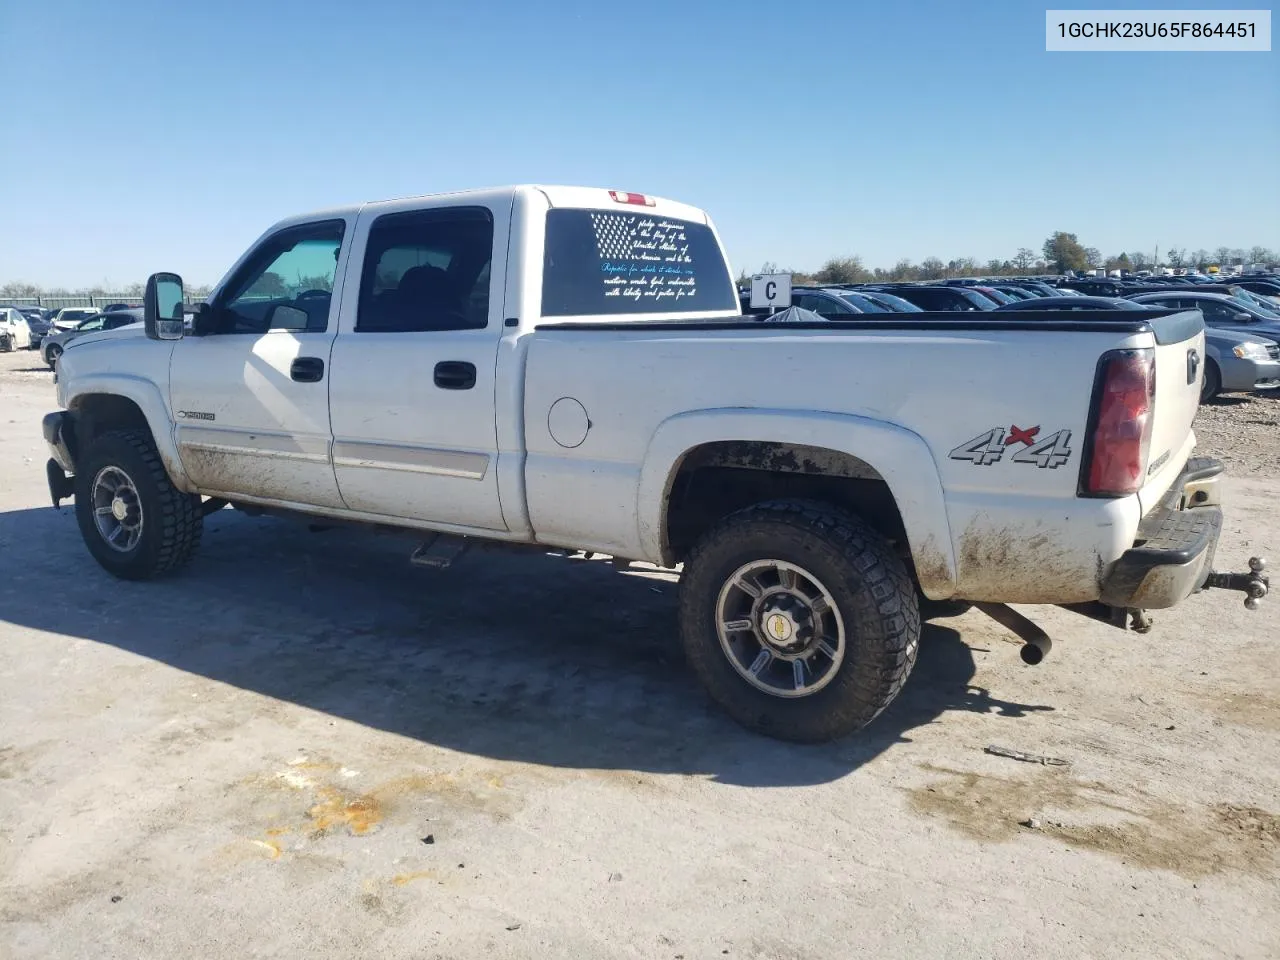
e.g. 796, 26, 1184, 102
0, 294, 205, 311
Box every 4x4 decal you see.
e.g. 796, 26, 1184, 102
949, 425, 1073, 469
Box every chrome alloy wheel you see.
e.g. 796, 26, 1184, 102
91, 465, 144, 552
715, 559, 846, 698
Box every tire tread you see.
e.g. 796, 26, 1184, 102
679, 498, 920, 742
75, 429, 202, 579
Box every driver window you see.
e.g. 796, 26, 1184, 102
220, 222, 345, 334
78, 317, 106, 331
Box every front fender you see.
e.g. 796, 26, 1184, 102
63, 373, 193, 492
637, 408, 958, 598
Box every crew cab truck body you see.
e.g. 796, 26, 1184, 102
43, 185, 1267, 742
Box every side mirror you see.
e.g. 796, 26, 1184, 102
144, 272, 186, 341
1235, 312, 1254, 322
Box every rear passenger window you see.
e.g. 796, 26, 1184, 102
356, 207, 493, 332
541, 209, 737, 317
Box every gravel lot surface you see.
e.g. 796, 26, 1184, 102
1193, 389, 1280, 476
1, 349, 1277, 960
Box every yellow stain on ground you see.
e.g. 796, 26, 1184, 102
308, 787, 382, 836
391, 870, 440, 886
232, 759, 517, 863
251, 839, 282, 859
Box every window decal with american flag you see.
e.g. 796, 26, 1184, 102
589, 213, 698, 303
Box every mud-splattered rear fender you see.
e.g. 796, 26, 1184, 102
636, 408, 958, 597
63, 374, 193, 493
945, 492, 1142, 604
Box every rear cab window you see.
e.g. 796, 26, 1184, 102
540, 209, 737, 318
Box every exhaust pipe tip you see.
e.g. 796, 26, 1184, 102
975, 602, 1054, 665
1019, 636, 1051, 665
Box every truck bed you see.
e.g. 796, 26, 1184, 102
520, 308, 1205, 604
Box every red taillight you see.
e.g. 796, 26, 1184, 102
608, 190, 655, 206
1082, 349, 1156, 497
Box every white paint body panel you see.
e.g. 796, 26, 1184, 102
325, 190, 513, 530
169, 330, 344, 507
51, 185, 1208, 606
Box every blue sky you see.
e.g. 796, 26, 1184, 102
0, 0, 1276, 287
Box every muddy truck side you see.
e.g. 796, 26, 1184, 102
42, 185, 1267, 742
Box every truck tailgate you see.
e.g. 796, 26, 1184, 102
1139, 310, 1206, 516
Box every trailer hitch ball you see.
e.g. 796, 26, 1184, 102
1245, 557, 1267, 611
1204, 557, 1268, 610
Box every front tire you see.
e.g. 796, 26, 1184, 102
74, 429, 203, 580
679, 499, 920, 743
45, 343, 62, 368
1199, 360, 1221, 403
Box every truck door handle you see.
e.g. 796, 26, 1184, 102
434, 361, 476, 390
290, 357, 325, 382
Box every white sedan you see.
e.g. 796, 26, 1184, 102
0, 308, 31, 351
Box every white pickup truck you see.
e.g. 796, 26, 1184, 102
42, 185, 1267, 742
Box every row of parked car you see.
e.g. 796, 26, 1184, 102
0, 303, 141, 365
740, 274, 1280, 402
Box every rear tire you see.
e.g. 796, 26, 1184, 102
45, 343, 62, 368
1200, 360, 1221, 403
74, 429, 202, 580
679, 499, 920, 743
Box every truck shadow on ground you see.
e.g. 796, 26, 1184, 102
1, 505, 1052, 787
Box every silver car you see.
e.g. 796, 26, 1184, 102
1201, 328, 1280, 401
1127, 292, 1280, 400
42, 309, 143, 368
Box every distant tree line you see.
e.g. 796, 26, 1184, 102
6, 232, 1277, 300
739, 235, 1279, 286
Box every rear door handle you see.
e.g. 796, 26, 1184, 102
290, 357, 325, 382
434, 361, 476, 390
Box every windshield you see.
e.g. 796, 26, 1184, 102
861, 291, 923, 312
838, 292, 890, 313
541, 209, 737, 317
961, 290, 997, 308
1233, 289, 1280, 318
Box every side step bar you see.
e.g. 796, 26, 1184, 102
409, 534, 471, 569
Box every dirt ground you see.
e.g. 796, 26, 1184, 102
1, 348, 1277, 960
